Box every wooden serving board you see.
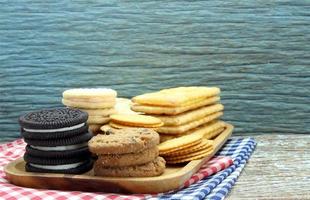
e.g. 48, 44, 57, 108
4, 123, 233, 194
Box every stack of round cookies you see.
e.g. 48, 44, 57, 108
19, 108, 93, 174
62, 88, 117, 135
88, 127, 166, 177
131, 86, 226, 164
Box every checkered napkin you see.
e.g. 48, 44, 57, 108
0, 138, 255, 200
155, 137, 257, 200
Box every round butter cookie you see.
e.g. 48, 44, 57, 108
110, 114, 163, 128
88, 128, 159, 154
63, 88, 117, 99
62, 98, 115, 109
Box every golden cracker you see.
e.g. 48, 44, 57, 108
109, 121, 163, 129
165, 145, 213, 160
151, 104, 224, 126
156, 112, 223, 134
110, 114, 163, 127
165, 149, 214, 164
205, 127, 225, 140
131, 96, 220, 115
159, 134, 202, 154
159, 139, 203, 156
164, 139, 213, 156
132, 87, 220, 107
182, 120, 226, 139
159, 121, 225, 143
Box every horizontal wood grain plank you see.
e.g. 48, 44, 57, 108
227, 134, 310, 199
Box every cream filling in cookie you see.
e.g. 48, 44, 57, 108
29, 162, 84, 170
23, 123, 85, 133
31, 142, 88, 151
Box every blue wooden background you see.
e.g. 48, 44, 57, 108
0, 0, 309, 142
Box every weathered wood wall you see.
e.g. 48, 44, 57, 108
0, 0, 309, 141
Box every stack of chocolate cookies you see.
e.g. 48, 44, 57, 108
88, 128, 166, 177
19, 108, 93, 174
62, 88, 117, 135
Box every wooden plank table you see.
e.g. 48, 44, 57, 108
227, 134, 310, 199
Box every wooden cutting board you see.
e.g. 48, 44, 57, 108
4, 123, 233, 194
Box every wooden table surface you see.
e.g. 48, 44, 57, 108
227, 134, 310, 200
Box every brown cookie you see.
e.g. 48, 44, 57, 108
94, 157, 166, 177
88, 128, 159, 154
96, 147, 159, 167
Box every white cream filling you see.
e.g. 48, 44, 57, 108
31, 142, 88, 151
29, 162, 84, 170
23, 123, 85, 133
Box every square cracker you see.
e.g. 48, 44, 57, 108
159, 122, 225, 143
151, 104, 224, 126
163, 139, 213, 157
132, 87, 220, 107
156, 112, 223, 134
131, 96, 220, 115
158, 133, 202, 153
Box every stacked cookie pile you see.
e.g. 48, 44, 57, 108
88, 127, 166, 177
131, 86, 226, 164
62, 88, 117, 135
19, 108, 93, 174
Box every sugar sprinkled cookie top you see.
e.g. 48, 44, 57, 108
19, 108, 88, 129
63, 88, 117, 99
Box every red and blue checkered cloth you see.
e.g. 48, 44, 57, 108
0, 138, 256, 200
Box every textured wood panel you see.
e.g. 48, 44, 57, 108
227, 134, 310, 199
0, 0, 310, 141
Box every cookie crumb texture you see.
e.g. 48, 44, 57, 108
96, 147, 159, 167
94, 157, 166, 177
88, 128, 159, 154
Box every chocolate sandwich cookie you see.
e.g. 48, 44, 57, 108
19, 108, 88, 130
25, 145, 91, 158
25, 159, 93, 174
21, 124, 89, 140
24, 152, 91, 165
24, 132, 92, 146
19, 108, 93, 174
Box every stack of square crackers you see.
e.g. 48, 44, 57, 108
62, 88, 117, 135
131, 87, 226, 164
